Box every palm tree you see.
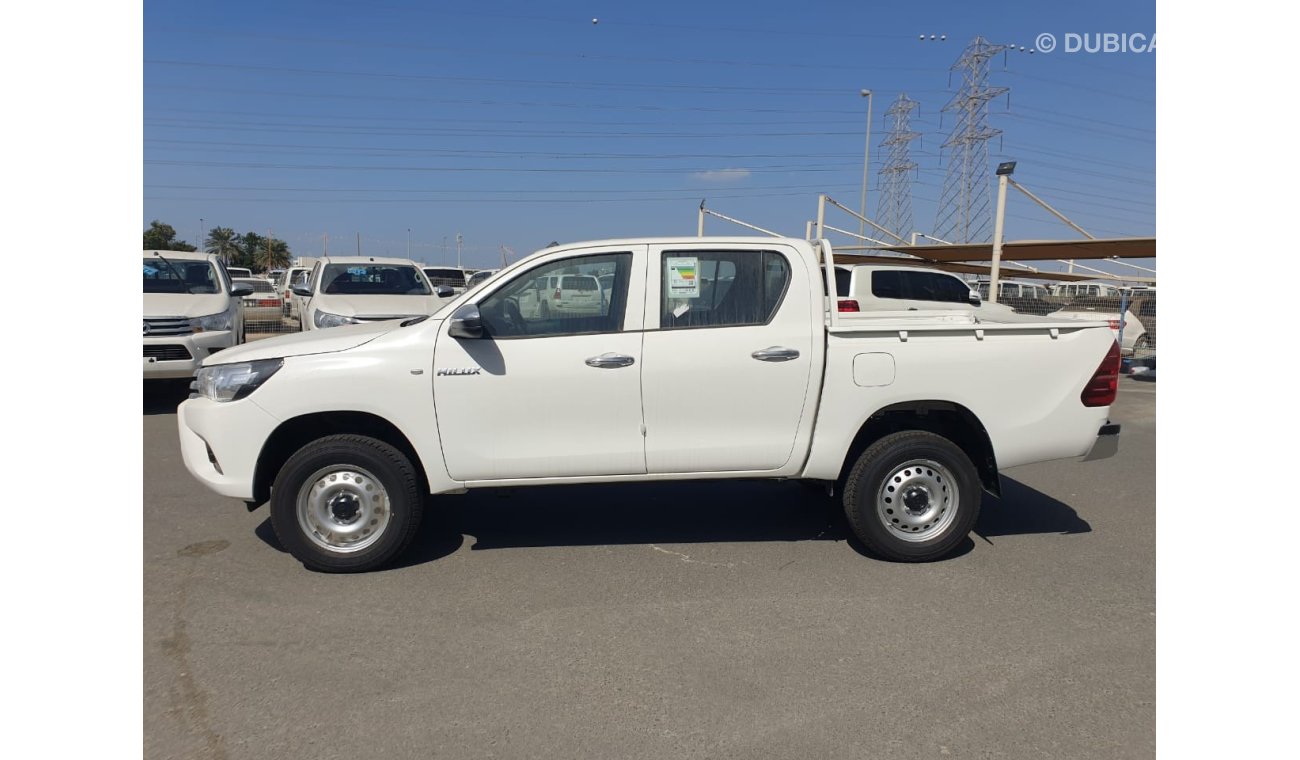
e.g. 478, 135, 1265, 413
255, 237, 292, 271
205, 227, 242, 264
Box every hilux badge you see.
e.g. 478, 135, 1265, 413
436, 367, 481, 376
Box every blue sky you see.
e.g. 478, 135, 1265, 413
144, 0, 1154, 272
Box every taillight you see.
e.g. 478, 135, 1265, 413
1107, 319, 1121, 330
838, 299, 860, 313
554, 288, 562, 299
1081, 341, 1122, 407
256, 299, 280, 307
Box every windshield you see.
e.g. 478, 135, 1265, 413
320, 264, 431, 295
143, 257, 221, 294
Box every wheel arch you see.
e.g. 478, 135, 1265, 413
252, 411, 428, 506
837, 400, 999, 495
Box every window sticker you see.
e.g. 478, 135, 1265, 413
666, 257, 700, 298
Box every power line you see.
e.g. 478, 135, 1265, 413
146, 59, 860, 96
145, 139, 863, 160
145, 159, 849, 174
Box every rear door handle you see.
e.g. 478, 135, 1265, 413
585, 352, 636, 369
751, 346, 800, 362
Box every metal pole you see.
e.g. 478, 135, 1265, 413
989, 174, 1009, 304
456, 233, 463, 269
406, 229, 410, 259
858, 89, 873, 239
199, 218, 205, 251
698, 200, 706, 237
816, 194, 827, 240
356, 233, 360, 255
1117, 290, 1130, 357
806, 221, 814, 240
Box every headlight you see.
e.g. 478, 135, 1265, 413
314, 310, 358, 329
195, 359, 283, 402
190, 306, 235, 333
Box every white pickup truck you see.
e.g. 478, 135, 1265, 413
178, 237, 1122, 572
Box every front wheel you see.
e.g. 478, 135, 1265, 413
842, 430, 981, 562
270, 434, 425, 572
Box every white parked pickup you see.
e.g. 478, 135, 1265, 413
179, 238, 1122, 572
294, 255, 458, 330
144, 250, 252, 379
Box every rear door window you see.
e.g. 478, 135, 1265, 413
659, 250, 790, 329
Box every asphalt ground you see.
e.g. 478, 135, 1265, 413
143, 378, 1155, 760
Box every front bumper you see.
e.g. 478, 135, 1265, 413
178, 395, 281, 500
144, 331, 236, 379
1082, 423, 1122, 461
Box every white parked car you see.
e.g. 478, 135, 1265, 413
232, 278, 284, 329
1050, 297, 1145, 355
278, 266, 312, 319
525, 273, 607, 319
832, 264, 1017, 318
144, 250, 251, 379
1050, 282, 1121, 300
179, 237, 1122, 572
293, 256, 458, 330
465, 269, 500, 290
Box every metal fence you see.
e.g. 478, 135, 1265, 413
973, 283, 1156, 363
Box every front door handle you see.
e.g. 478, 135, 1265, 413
585, 352, 636, 369
751, 346, 800, 362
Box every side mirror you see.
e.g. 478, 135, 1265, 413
230, 283, 254, 297
434, 285, 455, 299
291, 285, 313, 297
448, 304, 484, 339
968, 291, 982, 306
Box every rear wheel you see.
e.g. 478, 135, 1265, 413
1133, 333, 1154, 359
270, 435, 424, 573
842, 431, 981, 562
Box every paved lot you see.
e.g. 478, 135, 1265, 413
144, 379, 1155, 759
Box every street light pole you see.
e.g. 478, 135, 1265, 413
406, 228, 410, 259
858, 89, 873, 240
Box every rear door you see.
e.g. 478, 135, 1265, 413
639, 244, 816, 473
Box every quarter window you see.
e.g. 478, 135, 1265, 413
659, 250, 790, 329
478, 252, 631, 338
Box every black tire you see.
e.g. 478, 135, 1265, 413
842, 430, 981, 562
270, 434, 424, 573
1133, 333, 1154, 359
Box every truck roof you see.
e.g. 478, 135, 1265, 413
318, 255, 423, 266
546, 236, 812, 250
144, 249, 217, 262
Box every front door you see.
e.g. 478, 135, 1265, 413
639, 245, 816, 473
432, 246, 648, 482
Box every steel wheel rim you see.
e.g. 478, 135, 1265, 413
296, 465, 391, 553
876, 458, 959, 542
